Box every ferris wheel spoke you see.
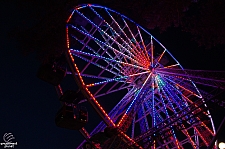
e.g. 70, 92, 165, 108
97, 28, 144, 67
136, 26, 150, 62
99, 9, 140, 57
78, 25, 143, 72
70, 32, 122, 74
86, 76, 126, 87
96, 37, 146, 68
105, 11, 149, 67
159, 77, 215, 147
136, 104, 152, 148
117, 73, 152, 129
163, 63, 180, 69
156, 76, 181, 117
95, 51, 146, 78
86, 70, 150, 88
96, 36, 127, 67
161, 74, 202, 98
153, 49, 166, 68
70, 48, 147, 71
150, 36, 154, 67
109, 88, 138, 119
161, 77, 209, 119
101, 9, 147, 65
144, 99, 163, 125
135, 96, 156, 124
132, 26, 150, 64
158, 80, 203, 139
160, 86, 182, 114
74, 9, 147, 68
131, 77, 212, 148
66, 71, 115, 80
93, 41, 136, 78
134, 105, 178, 148
118, 87, 159, 143
165, 75, 200, 97
131, 118, 136, 139
73, 53, 123, 77
141, 103, 150, 133
125, 87, 157, 147
156, 68, 225, 89
121, 18, 150, 66
78, 21, 131, 73
69, 24, 144, 69
99, 30, 146, 68
151, 76, 157, 129
134, 75, 159, 141
129, 30, 149, 64
160, 77, 189, 111
69, 37, 142, 79
155, 78, 182, 148
93, 83, 134, 98
161, 76, 210, 118
144, 95, 170, 126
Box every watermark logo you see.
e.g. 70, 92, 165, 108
0, 133, 17, 148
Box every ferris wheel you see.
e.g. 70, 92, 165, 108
43, 4, 225, 149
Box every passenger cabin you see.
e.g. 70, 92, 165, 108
37, 63, 65, 86
59, 90, 84, 104
55, 105, 88, 130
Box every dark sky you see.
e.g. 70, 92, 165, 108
0, 1, 85, 149
1, 1, 225, 149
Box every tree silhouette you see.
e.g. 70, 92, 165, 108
13, 0, 225, 62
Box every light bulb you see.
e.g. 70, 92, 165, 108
219, 142, 225, 149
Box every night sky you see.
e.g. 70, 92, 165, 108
1, 1, 225, 149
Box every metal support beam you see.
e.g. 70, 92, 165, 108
207, 116, 225, 149
156, 68, 225, 89
124, 88, 225, 147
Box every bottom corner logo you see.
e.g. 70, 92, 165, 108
0, 133, 17, 148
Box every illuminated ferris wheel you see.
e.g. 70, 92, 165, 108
38, 4, 225, 149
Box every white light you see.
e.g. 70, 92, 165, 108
219, 142, 225, 149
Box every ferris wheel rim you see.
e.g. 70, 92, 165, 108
65, 4, 216, 149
